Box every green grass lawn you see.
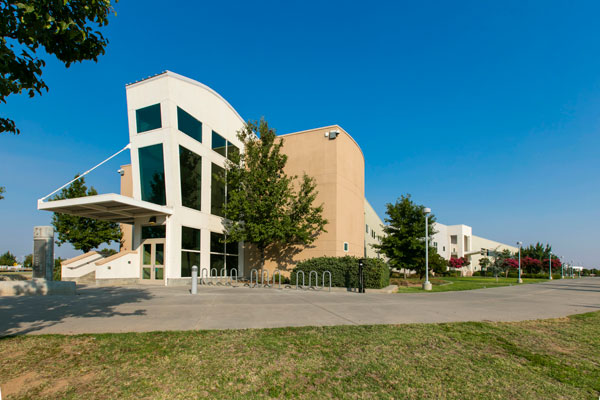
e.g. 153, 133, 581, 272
1, 312, 599, 399
393, 276, 549, 293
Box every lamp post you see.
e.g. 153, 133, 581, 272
423, 207, 432, 291
560, 256, 564, 279
517, 241, 523, 283
571, 260, 574, 278
548, 251, 553, 280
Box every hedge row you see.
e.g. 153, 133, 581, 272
473, 271, 562, 279
290, 256, 390, 289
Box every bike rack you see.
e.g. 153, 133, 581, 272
200, 268, 209, 285
323, 270, 332, 292
296, 270, 305, 290
217, 267, 227, 286
210, 268, 218, 285
247, 268, 259, 288
309, 270, 319, 290
261, 269, 270, 288
229, 268, 238, 287
272, 269, 282, 289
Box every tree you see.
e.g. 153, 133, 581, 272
98, 248, 117, 257
1, 0, 117, 134
479, 257, 491, 275
222, 119, 328, 270
521, 242, 552, 261
51, 175, 121, 253
487, 249, 512, 281
23, 253, 32, 269
0, 186, 4, 199
429, 252, 447, 276
374, 194, 437, 279
0, 251, 17, 265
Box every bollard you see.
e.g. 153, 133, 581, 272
191, 265, 198, 294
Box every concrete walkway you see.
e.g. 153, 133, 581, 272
0, 278, 598, 336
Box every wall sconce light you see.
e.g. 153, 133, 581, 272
149, 216, 157, 225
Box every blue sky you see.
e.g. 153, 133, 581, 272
1, 1, 598, 267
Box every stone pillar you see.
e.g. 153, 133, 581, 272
33, 226, 54, 280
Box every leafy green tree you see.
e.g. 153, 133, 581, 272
53, 257, 63, 281
23, 253, 32, 268
0, 186, 4, 199
374, 194, 437, 279
222, 119, 328, 270
521, 242, 552, 261
1, 0, 117, 134
487, 249, 512, 281
479, 257, 491, 276
429, 251, 447, 276
51, 175, 122, 253
0, 251, 17, 265
98, 248, 117, 257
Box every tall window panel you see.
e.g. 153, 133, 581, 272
179, 146, 202, 211
138, 144, 166, 205
136, 104, 162, 133
177, 106, 202, 142
212, 131, 227, 157
181, 226, 201, 277
210, 232, 238, 274
211, 163, 225, 217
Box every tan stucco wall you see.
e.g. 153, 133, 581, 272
248, 125, 365, 275
120, 164, 133, 251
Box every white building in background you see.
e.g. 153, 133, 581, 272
432, 222, 518, 276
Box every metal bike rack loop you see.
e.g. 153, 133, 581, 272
309, 270, 319, 290
210, 268, 218, 285
272, 269, 282, 289
200, 268, 209, 285
261, 269, 270, 288
248, 268, 259, 288
296, 270, 305, 290
229, 268, 238, 287
323, 270, 332, 292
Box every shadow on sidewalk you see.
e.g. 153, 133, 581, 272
0, 286, 152, 337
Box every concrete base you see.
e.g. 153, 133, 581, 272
0, 279, 76, 296
422, 281, 432, 291
518, 278, 523, 284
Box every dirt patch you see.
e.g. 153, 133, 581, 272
1, 371, 40, 397
41, 371, 97, 397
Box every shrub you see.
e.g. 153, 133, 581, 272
291, 256, 390, 289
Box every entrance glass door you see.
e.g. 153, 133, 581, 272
141, 239, 165, 282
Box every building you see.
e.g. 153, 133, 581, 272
39, 71, 384, 285
431, 222, 518, 275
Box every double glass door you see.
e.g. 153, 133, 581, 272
141, 239, 165, 282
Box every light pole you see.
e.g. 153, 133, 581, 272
571, 259, 574, 278
423, 207, 432, 291
517, 241, 523, 283
548, 251, 553, 280
560, 256, 564, 279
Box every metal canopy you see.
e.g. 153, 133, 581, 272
37, 193, 172, 224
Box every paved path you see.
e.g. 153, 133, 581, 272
1, 278, 598, 335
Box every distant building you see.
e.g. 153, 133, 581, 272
431, 222, 517, 275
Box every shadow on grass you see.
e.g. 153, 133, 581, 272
0, 286, 152, 337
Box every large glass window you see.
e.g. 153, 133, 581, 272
136, 104, 162, 133
227, 141, 239, 161
138, 144, 166, 205
181, 226, 201, 277
211, 163, 225, 217
212, 130, 239, 160
179, 146, 202, 211
177, 107, 202, 142
141, 225, 166, 239
210, 232, 238, 274
212, 131, 227, 157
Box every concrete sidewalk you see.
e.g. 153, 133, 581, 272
1, 278, 598, 336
